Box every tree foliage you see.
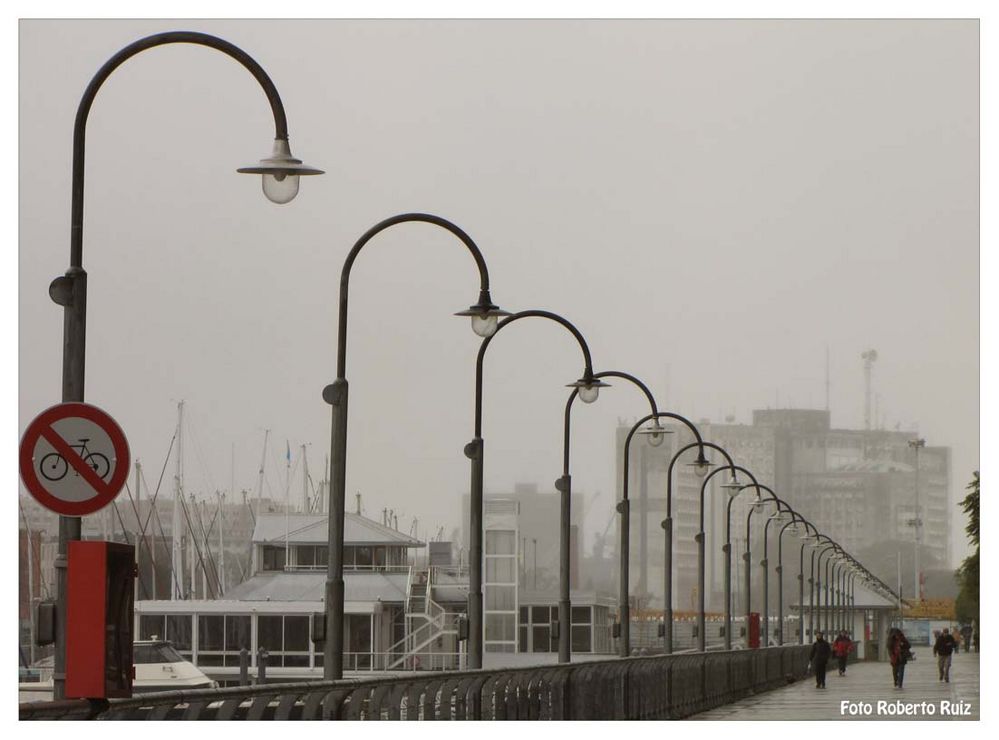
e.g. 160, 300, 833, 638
955, 471, 979, 624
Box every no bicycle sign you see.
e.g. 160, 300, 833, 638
19, 402, 130, 517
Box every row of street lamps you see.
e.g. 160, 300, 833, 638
51, 32, 900, 697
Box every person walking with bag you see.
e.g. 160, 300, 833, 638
889, 628, 912, 688
934, 627, 958, 682
832, 630, 853, 676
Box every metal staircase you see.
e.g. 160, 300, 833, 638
385, 567, 460, 671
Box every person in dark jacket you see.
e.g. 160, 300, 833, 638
832, 631, 853, 676
960, 624, 973, 653
809, 631, 832, 688
888, 628, 912, 688
934, 628, 958, 682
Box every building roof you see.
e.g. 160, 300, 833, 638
252, 512, 424, 547
222, 570, 410, 603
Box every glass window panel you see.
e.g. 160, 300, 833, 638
283, 654, 309, 667
485, 530, 515, 555
484, 613, 515, 641
346, 614, 372, 652
284, 615, 309, 652
571, 606, 591, 624
532, 626, 551, 652
226, 615, 251, 652
139, 615, 165, 641
355, 547, 373, 566
373, 547, 386, 567
197, 653, 224, 667
485, 585, 516, 610
571, 625, 592, 653
263, 547, 286, 571
165, 615, 192, 651
519, 626, 528, 652
198, 615, 224, 651
486, 643, 516, 653
317, 547, 329, 566
532, 606, 550, 623
519, 607, 529, 624
258, 615, 283, 651
485, 557, 515, 583
297, 546, 315, 566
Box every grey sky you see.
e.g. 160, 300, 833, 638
18, 19, 978, 564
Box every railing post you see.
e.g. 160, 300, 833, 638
257, 647, 268, 684
239, 647, 249, 686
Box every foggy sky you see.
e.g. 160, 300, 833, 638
18, 19, 979, 565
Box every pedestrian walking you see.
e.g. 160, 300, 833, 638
973, 628, 979, 653
832, 630, 853, 676
809, 631, 832, 689
934, 627, 958, 682
960, 624, 973, 653
888, 627, 912, 689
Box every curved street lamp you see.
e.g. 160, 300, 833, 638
815, 542, 842, 634
620, 412, 707, 656
794, 520, 820, 643
49, 30, 322, 699
723, 475, 764, 649
661, 437, 724, 653
322, 213, 508, 679
737, 483, 780, 647
467, 309, 605, 668
695, 462, 757, 652
558, 370, 659, 663
776, 511, 807, 645
761, 498, 794, 645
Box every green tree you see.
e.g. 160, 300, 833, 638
955, 471, 979, 624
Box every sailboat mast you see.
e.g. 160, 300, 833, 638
255, 430, 269, 518
218, 491, 226, 595
171, 401, 185, 600
302, 443, 309, 512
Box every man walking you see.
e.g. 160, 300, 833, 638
934, 627, 958, 682
809, 631, 832, 689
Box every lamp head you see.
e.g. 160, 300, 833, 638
687, 456, 712, 478
567, 375, 610, 404
237, 138, 323, 204
454, 302, 511, 338
720, 473, 743, 494
637, 422, 672, 447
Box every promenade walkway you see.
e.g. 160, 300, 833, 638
692, 646, 980, 720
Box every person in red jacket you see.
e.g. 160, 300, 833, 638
832, 630, 854, 676
889, 628, 912, 688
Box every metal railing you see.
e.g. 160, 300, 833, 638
20, 645, 811, 720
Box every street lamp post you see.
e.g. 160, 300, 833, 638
740, 484, 780, 647
816, 543, 840, 634
776, 512, 805, 646
622, 413, 709, 656
795, 522, 819, 644
468, 309, 605, 668
761, 501, 792, 646
661, 437, 725, 653
908, 438, 926, 603
558, 371, 660, 663
50, 30, 321, 699
323, 213, 508, 679
695, 462, 754, 652
724, 479, 764, 649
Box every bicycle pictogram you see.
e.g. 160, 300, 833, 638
39, 438, 111, 482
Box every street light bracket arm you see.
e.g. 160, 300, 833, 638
338, 213, 496, 377
475, 309, 595, 437
71, 30, 292, 268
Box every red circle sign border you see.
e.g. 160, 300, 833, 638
19, 402, 131, 517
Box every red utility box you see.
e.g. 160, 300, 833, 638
65, 541, 136, 699
748, 612, 761, 648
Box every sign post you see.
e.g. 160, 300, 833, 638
20, 402, 130, 700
